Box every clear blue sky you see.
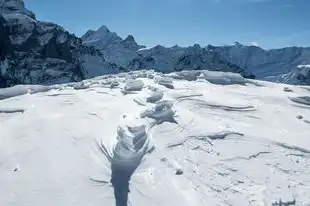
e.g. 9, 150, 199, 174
25, 0, 310, 49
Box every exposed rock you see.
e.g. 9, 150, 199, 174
0, 0, 121, 88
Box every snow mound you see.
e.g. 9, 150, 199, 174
0, 85, 53, 100
98, 114, 154, 170
200, 70, 246, 85
122, 79, 144, 94
289, 96, 310, 107
134, 86, 164, 105
155, 76, 174, 89
146, 88, 164, 103
140, 100, 176, 124
166, 71, 200, 81
161, 70, 247, 85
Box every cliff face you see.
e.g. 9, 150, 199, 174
0, 0, 121, 88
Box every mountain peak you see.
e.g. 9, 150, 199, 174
233, 41, 244, 47
97, 25, 110, 33
121, 35, 145, 50
124, 35, 135, 42
1, 0, 36, 19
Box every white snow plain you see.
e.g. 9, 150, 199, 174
0, 70, 310, 206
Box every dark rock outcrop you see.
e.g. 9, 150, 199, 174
0, 0, 121, 88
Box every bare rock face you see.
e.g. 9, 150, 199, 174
0, 0, 121, 88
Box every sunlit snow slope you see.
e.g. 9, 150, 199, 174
0, 70, 310, 206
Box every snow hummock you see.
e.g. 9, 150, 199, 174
0, 70, 310, 206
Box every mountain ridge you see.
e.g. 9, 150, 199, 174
82, 25, 310, 85
0, 0, 123, 88
0, 0, 309, 87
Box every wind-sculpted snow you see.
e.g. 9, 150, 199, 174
140, 100, 176, 124
0, 108, 25, 113
97, 115, 154, 206
289, 96, 310, 107
166, 71, 200, 81
154, 76, 174, 89
0, 84, 54, 100
199, 70, 247, 85
164, 70, 250, 86
146, 88, 164, 103
98, 115, 154, 167
0, 70, 310, 206
122, 79, 144, 94
134, 86, 164, 105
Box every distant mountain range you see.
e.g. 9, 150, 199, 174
82, 26, 310, 85
0, 0, 309, 88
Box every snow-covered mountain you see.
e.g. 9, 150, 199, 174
1, 70, 310, 205
82, 26, 145, 67
0, 0, 122, 88
208, 42, 310, 84
82, 27, 245, 76
83, 27, 310, 85
1, 1, 309, 88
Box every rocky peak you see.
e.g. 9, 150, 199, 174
81, 25, 122, 49
0, 16, 12, 60
124, 34, 135, 43
1, 0, 36, 19
97, 25, 110, 34
233, 41, 243, 47
121, 34, 145, 50
0, 0, 122, 88
81, 30, 95, 41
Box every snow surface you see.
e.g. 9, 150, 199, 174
0, 70, 310, 206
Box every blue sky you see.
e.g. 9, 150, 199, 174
25, 0, 310, 49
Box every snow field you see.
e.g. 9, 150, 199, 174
0, 70, 310, 206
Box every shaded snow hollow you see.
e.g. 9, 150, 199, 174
0, 70, 310, 206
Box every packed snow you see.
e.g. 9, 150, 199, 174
0, 70, 310, 206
